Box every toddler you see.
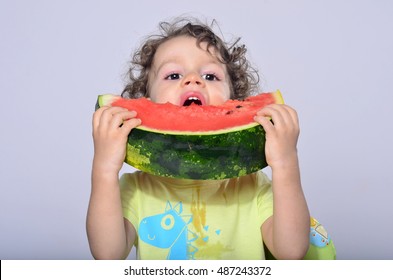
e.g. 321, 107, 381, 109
87, 18, 310, 260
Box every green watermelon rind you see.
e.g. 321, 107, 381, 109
134, 121, 262, 135
95, 94, 121, 110
125, 125, 267, 180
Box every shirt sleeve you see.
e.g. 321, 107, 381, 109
256, 171, 274, 226
119, 173, 138, 230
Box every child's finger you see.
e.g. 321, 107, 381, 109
108, 110, 137, 128
92, 106, 111, 131
100, 106, 129, 122
257, 104, 298, 129
275, 104, 299, 126
96, 107, 130, 132
256, 105, 285, 129
274, 105, 299, 133
120, 118, 142, 136
254, 115, 275, 135
284, 105, 299, 127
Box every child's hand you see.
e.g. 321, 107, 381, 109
254, 104, 299, 169
92, 106, 141, 174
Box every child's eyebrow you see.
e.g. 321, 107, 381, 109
154, 58, 225, 75
151, 60, 179, 77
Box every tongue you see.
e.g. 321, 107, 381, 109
183, 99, 202, 106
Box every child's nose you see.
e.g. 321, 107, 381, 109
182, 72, 205, 87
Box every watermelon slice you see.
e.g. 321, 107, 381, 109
96, 90, 284, 179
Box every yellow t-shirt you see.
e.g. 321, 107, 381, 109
120, 170, 273, 260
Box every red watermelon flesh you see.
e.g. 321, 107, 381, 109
101, 90, 283, 133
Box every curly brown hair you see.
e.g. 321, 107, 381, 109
121, 18, 259, 100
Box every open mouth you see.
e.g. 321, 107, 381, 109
183, 96, 203, 106
180, 92, 205, 106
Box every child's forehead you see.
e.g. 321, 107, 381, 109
153, 36, 222, 64
159, 36, 213, 52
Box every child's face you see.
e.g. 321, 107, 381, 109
147, 36, 231, 106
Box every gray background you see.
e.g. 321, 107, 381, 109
1, 0, 392, 260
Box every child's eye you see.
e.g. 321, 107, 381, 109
165, 73, 181, 80
202, 73, 220, 81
